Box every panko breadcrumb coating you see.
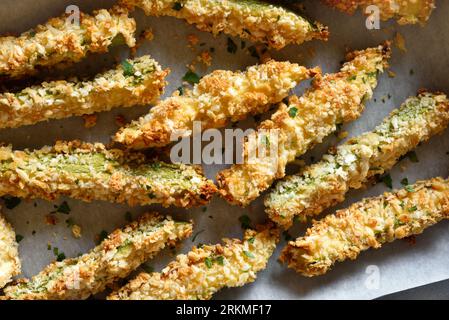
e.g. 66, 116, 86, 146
0, 7, 136, 79
0, 55, 168, 129
280, 177, 449, 276
119, 0, 328, 49
217, 43, 391, 206
323, 0, 435, 25
0, 140, 216, 208
0, 210, 20, 289
3, 213, 193, 300
108, 224, 279, 300
114, 60, 318, 149
266, 92, 449, 228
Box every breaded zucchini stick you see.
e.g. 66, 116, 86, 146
0, 7, 136, 79
0, 210, 21, 289
120, 0, 328, 49
114, 60, 318, 149
266, 92, 449, 228
323, 0, 435, 25
0, 140, 216, 208
108, 224, 279, 300
3, 213, 193, 300
217, 43, 391, 206
280, 177, 449, 276
0, 55, 168, 129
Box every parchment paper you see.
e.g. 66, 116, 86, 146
1, 0, 449, 300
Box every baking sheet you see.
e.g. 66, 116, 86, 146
1, 0, 449, 300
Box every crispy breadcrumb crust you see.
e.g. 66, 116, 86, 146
120, 0, 328, 49
3, 213, 192, 300
280, 177, 449, 276
0, 55, 168, 129
0, 140, 216, 208
0, 210, 20, 289
0, 7, 136, 79
108, 224, 279, 300
323, 0, 435, 25
266, 92, 449, 228
114, 60, 318, 149
217, 43, 391, 206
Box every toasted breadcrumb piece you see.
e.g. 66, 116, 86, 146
217, 43, 391, 206
323, 0, 435, 25
108, 224, 279, 300
120, 0, 328, 49
0, 6, 136, 79
3, 213, 192, 300
266, 92, 449, 228
280, 177, 449, 276
0, 140, 216, 208
0, 209, 21, 289
0, 55, 168, 129
114, 60, 317, 149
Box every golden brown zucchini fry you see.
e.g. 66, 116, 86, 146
120, 0, 328, 49
266, 91, 449, 228
0, 140, 216, 208
0, 55, 168, 129
114, 60, 318, 149
3, 213, 192, 300
280, 177, 449, 276
217, 43, 391, 206
0, 209, 20, 289
108, 224, 279, 300
0, 7, 136, 79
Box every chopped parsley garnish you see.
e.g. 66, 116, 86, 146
382, 174, 393, 189
191, 229, 205, 242
53, 247, 66, 262
65, 218, 75, 228
288, 107, 298, 118
248, 237, 255, 244
227, 37, 238, 54
408, 205, 418, 212
177, 86, 184, 96
215, 256, 225, 266
122, 60, 135, 77
243, 251, 255, 259
97, 230, 108, 244
405, 185, 415, 193
400, 178, 409, 186
406, 151, 419, 163
282, 231, 293, 241
205, 257, 213, 268
172, 2, 183, 10
239, 215, 251, 230
2, 196, 21, 209
15, 235, 24, 243
248, 45, 259, 59
53, 201, 71, 215
182, 70, 201, 85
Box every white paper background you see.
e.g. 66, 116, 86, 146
1, 0, 449, 300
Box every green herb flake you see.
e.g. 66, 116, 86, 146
408, 205, 418, 212
182, 70, 201, 85
407, 151, 419, 163
248, 237, 255, 244
54, 201, 71, 215
282, 231, 293, 242
215, 256, 225, 266
382, 174, 393, 189
65, 218, 75, 228
288, 107, 298, 118
243, 251, 255, 259
97, 230, 109, 244
400, 178, 409, 186
122, 60, 135, 77
239, 215, 251, 230
227, 37, 238, 54
172, 2, 183, 10
15, 235, 24, 243
177, 86, 184, 96
2, 196, 21, 209
405, 185, 415, 193
205, 257, 213, 268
